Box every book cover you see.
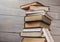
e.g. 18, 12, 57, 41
25, 16, 51, 25
29, 6, 50, 11
21, 32, 43, 37
26, 10, 46, 14
25, 22, 50, 29
26, 11, 52, 20
22, 38, 46, 42
23, 28, 42, 32
20, 2, 44, 10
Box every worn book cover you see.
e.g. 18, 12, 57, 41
22, 38, 46, 42
26, 10, 52, 20
25, 15, 51, 25
23, 28, 42, 32
29, 6, 50, 11
20, 2, 44, 10
25, 22, 50, 29
21, 31, 43, 37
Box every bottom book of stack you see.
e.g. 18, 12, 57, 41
22, 38, 46, 42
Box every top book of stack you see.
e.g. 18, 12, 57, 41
20, 2, 44, 10
20, 2, 49, 11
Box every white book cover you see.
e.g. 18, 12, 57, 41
23, 28, 42, 32
30, 6, 50, 11
26, 10, 46, 14
27, 13, 45, 16
21, 32, 42, 37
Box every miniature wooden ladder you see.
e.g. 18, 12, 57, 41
42, 28, 54, 42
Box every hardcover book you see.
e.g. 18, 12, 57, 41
25, 15, 51, 25
25, 22, 50, 29
29, 6, 50, 11
26, 10, 52, 20
20, 2, 44, 10
23, 28, 42, 32
22, 38, 46, 42
21, 32, 43, 37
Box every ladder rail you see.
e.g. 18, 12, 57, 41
42, 28, 54, 42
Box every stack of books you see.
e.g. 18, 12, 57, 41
24, 6, 52, 29
20, 2, 52, 42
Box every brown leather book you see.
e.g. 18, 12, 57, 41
25, 15, 51, 25
25, 22, 50, 28
22, 38, 46, 42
